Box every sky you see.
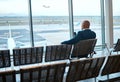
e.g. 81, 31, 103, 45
0, 0, 120, 16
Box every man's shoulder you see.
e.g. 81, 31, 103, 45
78, 30, 84, 33
77, 30, 87, 34
78, 29, 96, 35
91, 30, 96, 34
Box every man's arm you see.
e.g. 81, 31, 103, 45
61, 32, 82, 44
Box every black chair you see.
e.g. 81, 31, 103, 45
0, 70, 16, 82
99, 54, 120, 82
71, 39, 97, 58
45, 44, 72, 62
110, 39, 120, 55
0, 50, 11, 68
20, 62, 66, 82
13, 46, 43, 66
66, 56, 105, 82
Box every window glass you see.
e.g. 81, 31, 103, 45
73, 0, 102, 45
113, 0, 120, 43
31, 0, 69, 46
0, 0, 30, 50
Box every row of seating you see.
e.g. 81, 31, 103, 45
1, 54, 120, 82
0, 39, 97, 67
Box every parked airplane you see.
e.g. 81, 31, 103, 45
0, 24, 24, 53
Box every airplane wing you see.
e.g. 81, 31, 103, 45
13, 35, 24, 39
0, 37, 7, 39
16, 41, 25, 45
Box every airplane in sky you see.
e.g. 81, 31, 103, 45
42, 5, 50, 8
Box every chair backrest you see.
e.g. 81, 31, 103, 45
72, 39, 97, 58
20, 62, 66, 82
0, 50, 11, 68
0, 70, 16, 82
101, 54, 120, 76
113, 39, 120, 52
45, 44, 72, 62
13, 46, 43, 66
66, 56, 105, 82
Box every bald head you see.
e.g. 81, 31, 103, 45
81, 20, 90, 29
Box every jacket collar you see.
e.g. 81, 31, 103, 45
82, 28, 90, 31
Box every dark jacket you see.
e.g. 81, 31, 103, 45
61, 29, 96, 44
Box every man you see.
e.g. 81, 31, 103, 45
61, 20, 96, 44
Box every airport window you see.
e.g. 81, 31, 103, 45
72, 0, 102, 46
113, 0, 120, 43
0, 0, 31, 50
0, 0, 106, 50
31, 0, 69, 46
